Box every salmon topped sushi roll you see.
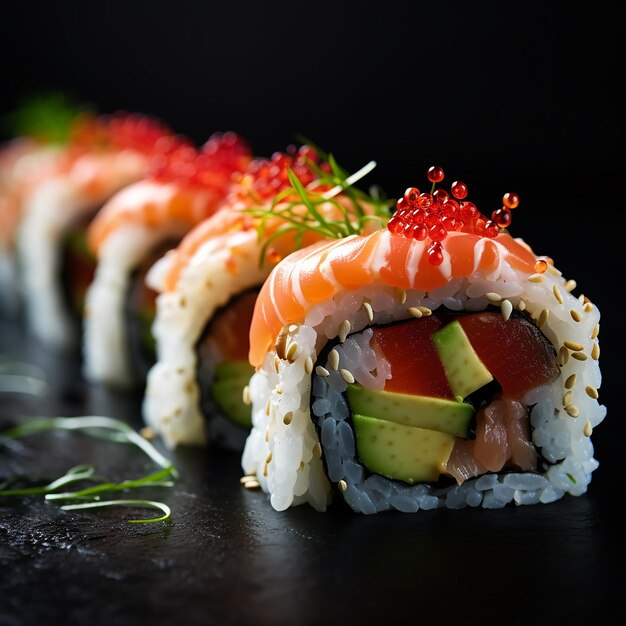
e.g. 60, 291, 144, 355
16, 112, 174, 349
142, 146, 389, 448
241, 166, 605, 513
83, 132, 251, 387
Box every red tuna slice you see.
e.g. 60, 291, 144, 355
371, 316, 454, 399
458, 312, 559, 400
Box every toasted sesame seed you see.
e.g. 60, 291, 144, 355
528, 274, 544, 283
552, 285, 564, 304
240, 474, 256, 484
417, 306, 432, 316
408, 307, 422, 318
283, 411, 294, 425
583, 302, 594, 313
564, 340, 584, 352
565, 279, 577, 292
338, 320, 351, 343
585, 386, 599, 399
583, 295, 590, 304
263, 464, 268, 477
266, 451, 273, 464
340, 368, 355, 384
571, 351, 588, 362
564, 374, 577, 389
570, 309, 582, 322
288, 324, 298, 333
265, 399, 271, 416
286, 341, 299, 361
486, 292, 502, 302
558, 346, 569, 366
591, 342, 600, 360
578, 294, 586, 304
305, 356, 313, 374
275, 326, 289, 359
537, 309, 549, 327
326, 349, 339, 371
363, 302, 374, 323
501, 299, 513, 321
315, 365, 330, 377
517, 299, 526, 311
547, 264, 562, 276
275, 384, 283, 395
397, 288, 407, 304
563, 391, 573, 406
583, 421, 593, 437
244, 480, 260, 490
591, 324, 600, 339
243, 385, 251, 405
140, 426, 156, 440
265, 428, 269, 442
338, 480, 348, 492
565, 404, 579, 417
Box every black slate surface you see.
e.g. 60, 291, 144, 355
0, 318, 620, 626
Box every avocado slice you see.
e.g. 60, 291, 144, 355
213, 360, 254, 382
432, 320, 493, 399
211, 378, 252, 427
346, 384, 474, 438
352, 413, 454, 484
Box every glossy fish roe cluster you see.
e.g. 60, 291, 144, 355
149, 132, 252, 189
71, 112, 174, 154
388, 165, 520, 266
235, 144, 331, 202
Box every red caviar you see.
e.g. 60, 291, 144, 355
387, 165, 520, 265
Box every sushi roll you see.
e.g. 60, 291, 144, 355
143, 146, 388, 448
83, 132, 251, 387
0, 96, 87, 315
16, 112, 173, 349
241, 166, 605, 513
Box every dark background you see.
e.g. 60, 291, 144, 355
1, 3, 623, 624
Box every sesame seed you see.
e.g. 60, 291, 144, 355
570, 309, 582, 322
274, 356, 280, 373
571, 352, 588, 362
501, 299, 513, 321
584, 421, 593, 437
585, 386, 599, 399
283, 411, 294, 425
275, 384, 283, 395
517, 299, 526, 311
288, 324, 298, 333
583, 302, 594, 313
244, 480, 261, 490
417, 306, 432, 316
313, 442, 322, 458
486, 292, 502, 302
564, 340, 584, 352
328, 349, 340, 371
340, 368, 355, 384
537, 309, 549, 327
591, 342, 600, 360
363, 302, 374, 323
140, 426, 156, 440
578, 294, 586, 304
305, 356, 313, 374
565, 279, 577, 292
591, 324, 600, 339
240, 474, 256, 484
242, 385, 251, 405
528, 274, 544, 283
558, 347, 569, 366
265, 428, 269, 442
338, 320, 351, 343
275, 326, 289, 359
286, 341, 299, 362
263, 464, 268, 477
553, 285, 564, 304
547, 265, 562, 276
338, 480, 348, 492
397, 288, 407, 304
265, 399, 271, 416
564, 374, 577, 389
266, 451, 273, 464
565, 404, 579, 418
407, 307, 422, 318
315, 365, 330, 377
563, 391, 573, 406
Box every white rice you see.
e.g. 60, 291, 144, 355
142, 228, 269, 447
241, 246, 604, 512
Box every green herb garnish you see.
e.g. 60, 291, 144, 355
566, 472, 577, 484
3, 92, 92, 144
245, 147, 393, 268
0, 416, 177, 523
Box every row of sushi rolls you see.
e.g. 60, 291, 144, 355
0, 96, 605, 514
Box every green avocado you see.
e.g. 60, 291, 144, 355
352, 413, 455, 484
432, 320, 493, 399
346, 384, 474, 438
213, 360, 255, 382
211, 378, 252, 428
